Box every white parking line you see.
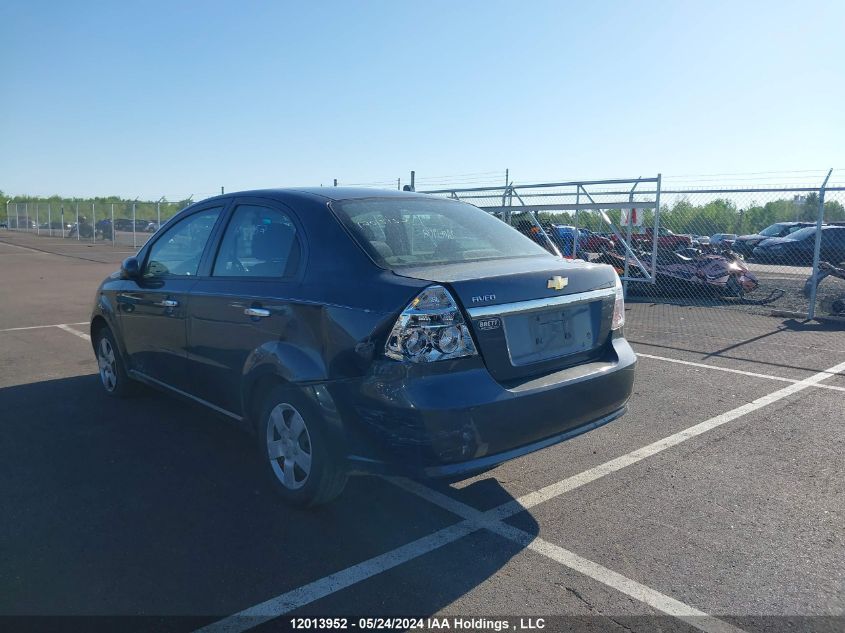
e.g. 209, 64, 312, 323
197, 357, 845, 633
636, 352, 845, 393
0, 322, 88, 333
56, 324, 91, 341
389, 478, 744, 633
0, 240, 40, 252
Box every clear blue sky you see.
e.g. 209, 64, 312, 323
2, 0, 844, 199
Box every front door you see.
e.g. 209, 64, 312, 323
118, 206, 224, 391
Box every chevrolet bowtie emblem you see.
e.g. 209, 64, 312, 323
547, 276, 568, 291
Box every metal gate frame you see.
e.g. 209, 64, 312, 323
423, 176, 663, 291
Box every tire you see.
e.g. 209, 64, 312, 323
257, 385, 348, 508
94, 326, 136, 397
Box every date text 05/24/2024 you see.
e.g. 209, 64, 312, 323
289, 617, 546, 631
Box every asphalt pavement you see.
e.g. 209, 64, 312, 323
1, 231, 843, 633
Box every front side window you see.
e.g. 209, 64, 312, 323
143, 208, 222, 278
332, 197, 549, 269
212, 205, 300, 277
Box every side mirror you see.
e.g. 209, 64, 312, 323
120, 256, 141, 280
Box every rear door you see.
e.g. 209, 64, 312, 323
187, 199, 306, 415
117, 205, 225, 390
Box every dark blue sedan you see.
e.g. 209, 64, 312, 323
90, 189, 636, 506
752, 225, 845, 265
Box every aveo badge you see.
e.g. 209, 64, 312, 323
476, 317, 501, 331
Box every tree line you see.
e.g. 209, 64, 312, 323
3, 190, 844, 236
535, 194, 845, 236
0, 192, 193, 225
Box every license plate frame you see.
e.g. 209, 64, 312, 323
502, 303, 596, 366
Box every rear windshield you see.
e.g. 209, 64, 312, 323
759, 224, 788, 237
331, 197, 550, 268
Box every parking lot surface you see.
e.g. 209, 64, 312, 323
2, 231, 843, 633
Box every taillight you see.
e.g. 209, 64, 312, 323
385, 285, 477, 362
612, 274, 625, 330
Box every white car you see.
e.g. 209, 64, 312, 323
710, 233, 737, 246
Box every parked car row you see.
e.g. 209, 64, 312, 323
546, 225, 614, 256
751, 225, 845, 264
732, 222, 814, 257
552, 221, 845, 266
96, 218, 161, 233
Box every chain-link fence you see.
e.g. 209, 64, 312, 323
0, 197, 193, 249
423, 175, 845, 321
3, 177, 844, 321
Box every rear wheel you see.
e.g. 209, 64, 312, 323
94, 327, 136, 397
257, 386, 348, 507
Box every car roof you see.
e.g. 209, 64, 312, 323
192, 187, 440, 207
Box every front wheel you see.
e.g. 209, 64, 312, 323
94, 327, 136, 397
257, 386, 348, 508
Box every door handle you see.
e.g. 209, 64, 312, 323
155, 299, 179, 308
244, 307, 271, 318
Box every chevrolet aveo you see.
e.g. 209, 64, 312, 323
90, 189, 636, 506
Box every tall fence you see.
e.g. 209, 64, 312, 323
3, 175, 844, 321
1, 197, 192, 249
422, 175, 845, 321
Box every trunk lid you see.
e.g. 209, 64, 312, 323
394, 255, 618, 382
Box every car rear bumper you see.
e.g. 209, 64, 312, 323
329, 335, 636, 477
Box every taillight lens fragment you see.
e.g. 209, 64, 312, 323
612, 274, 625, 330
385, 285, 477, 362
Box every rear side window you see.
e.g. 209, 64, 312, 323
332, 197, 548, 269
143, 208, 222, 278
212, 204, 300, 277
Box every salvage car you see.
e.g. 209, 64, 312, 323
90, 189, 636, 506
625, 226, 692, 251
549, 225, 614, 256
733, 222, 813, 257
753, 225, 845, 265
709, 233, 737, 247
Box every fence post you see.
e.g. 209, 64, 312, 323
36, 203, 40, 235
76, 202, 80, 240
61, 205, 65, 237
111, 203, 115, 247
807, 169, 833, 320
650, 174, 662, 290
132, 202, 137, 248
16, 203, 20, 230
48, 204, 52, 237
91, 203, 96, 242
157, 198, 161, 230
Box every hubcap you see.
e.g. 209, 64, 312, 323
266, 403, 313, 490
97, 337, 117, 392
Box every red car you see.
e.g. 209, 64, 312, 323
579, 229, 614, 252
616, 227, 692, 250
